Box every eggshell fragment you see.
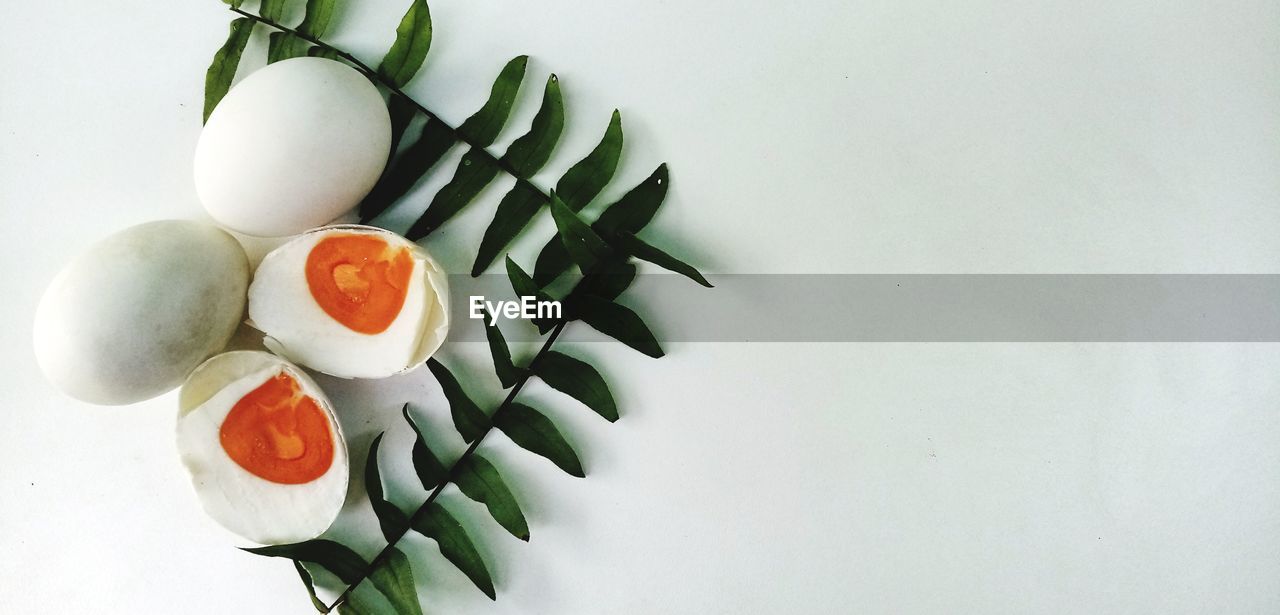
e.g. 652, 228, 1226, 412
194, 57, 392, 237
33, 220, 249, 405
177, 351, 349, 545
247, 225, 450, 379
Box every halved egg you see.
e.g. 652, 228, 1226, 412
247, 225, 449, 379
177, 351, 348, 545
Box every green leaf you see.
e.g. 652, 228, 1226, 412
579, 259, 636, 301
378, 0, 432, 88
532, 235, 572, 287
243, 540, 368, 585
457, 56, 529, 147
360, 119, 454, 221
260, 0, 288, 21
483, 317, 521, 388
615, 232, 712, 287
455, 455, 529, 540
407, 149, 500, 239
307, 45, 341, 61
503, 74, 565, 176
555, 109, 624, 211
550, 195, 611, 273
592, 163, 670, 236
387, 94, 418, 158
292, 561, 328, 612
534, 165, 668, 285
412, 502, 496, 599
402, 405, 447, 490
267, 31, 311, 64
337, 586, 379, 615
366, 433, 409, 541
366, 548, 423, 615
298, 0, 337, 37
505, 257, 559, 334
505, 256, 544, 303
222, 0, 245, 9
576, 295, 664, 358
495, 403, 585, 477
472, 182, 545, 276
426, 359, 490, 442
203, 17, 254, 123
533, 351, 618, 422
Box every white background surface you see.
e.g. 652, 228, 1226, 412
3, 0, 1280, 613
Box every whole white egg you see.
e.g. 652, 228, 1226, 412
33, 220, 250, 405
177, 351, 348, 545
194, 57, 392, 237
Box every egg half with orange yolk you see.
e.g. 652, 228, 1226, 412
177, 351, 348, 545
247, 225, 449, 379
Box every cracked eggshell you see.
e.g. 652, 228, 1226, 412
33, 220, 249, 405
247, 225, 449, 379
194, 57, 391, 237
177, 351, 349, 545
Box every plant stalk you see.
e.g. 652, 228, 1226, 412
326, 320, 567, 611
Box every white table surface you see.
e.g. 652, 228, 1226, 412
3, 0, 1279, 613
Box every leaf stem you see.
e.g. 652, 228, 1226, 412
227, 6, 553, 222
326, 320, 568, 611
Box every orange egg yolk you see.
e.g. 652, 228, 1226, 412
219, 372, 334, 485
305, 233, 414, 334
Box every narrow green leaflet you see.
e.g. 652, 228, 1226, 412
387, 94, 418, 158
555, 110, 624, 211
412, 502, 497, 599
483, 316, 521, 388
292, 561, 327, 612
308, 46, 341, 61
532, 236, 572, 286
576, 295, 665, 358
402, 405, 447, 490
456, 455, 530, 540
337, 585, 381, 615
533, 351, 618, 422
615, 232, 712, 287
267, 32, 311, 64
243, 540, 368, 585
505, 256, 544, 303
550, 196, 611, 272
298, 0, 337, 37
592, 164, 669, 236
203, 17, 254, 123
578, 259, 637, 301
503, 74, 565, 176
472, 182, 545, 276
360, 119, 454, 221
470, 75, 567, 275
222, 0, 245, 9
504, 257, 559, 333
378, 0, 432, 88
535, 165, 668, 285
457, 56, 529, 147
495, 403, 585, 477
407, 150, 500, 239
366, 433, 409, 541
366, 548, 423, 615
426, 359, 489, 442
259, 0, 288, 21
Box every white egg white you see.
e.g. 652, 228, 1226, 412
194, 57, 391, 237
177, 351, 348, 545
247, 225, 450, 379
33, 220, 248, 405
